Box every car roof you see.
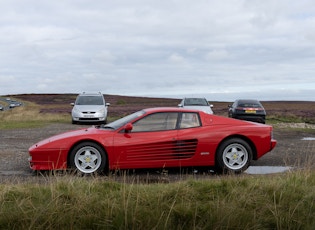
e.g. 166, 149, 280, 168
143, 107, 207, 113
78, 92, 103, 96
236, 99, 261, 103
184, 97, 207, 100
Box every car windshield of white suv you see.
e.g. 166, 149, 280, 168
76, 96, 103, 105
184, 98, 208, 106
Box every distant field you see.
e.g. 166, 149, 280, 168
1, 94, 315, 229
5, 94, 315, 123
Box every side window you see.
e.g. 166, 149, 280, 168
180, 112, 201, 129
132, 112, 178, 132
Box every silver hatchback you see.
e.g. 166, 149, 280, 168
178, 97, 214, 114
71, 92, 110, 124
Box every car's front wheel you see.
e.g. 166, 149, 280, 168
69, 142, 107, 175
216, 138, 252, 174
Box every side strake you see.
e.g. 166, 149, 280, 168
126, 139, 198, 161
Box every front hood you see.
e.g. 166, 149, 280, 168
30, 127, 110, 149
74, 105, 104, 112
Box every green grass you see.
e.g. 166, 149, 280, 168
0, 104, 70, 129
0, 101, 121, 129
1, 98, 315, 229
2, 96, 313, 130
1, 171, 315, 229
266, 113, 315, 125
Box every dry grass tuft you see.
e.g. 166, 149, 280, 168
1, 172, 315, 229
0, 103, 69, 129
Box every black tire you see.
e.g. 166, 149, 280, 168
216, 138, 252, 174
69, 142, 107, 175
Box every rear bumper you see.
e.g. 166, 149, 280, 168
234, 115, 266, 124
271, 139, 277, 151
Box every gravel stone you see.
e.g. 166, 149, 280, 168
1, 123, 315, 182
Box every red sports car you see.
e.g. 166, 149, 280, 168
28, 107, 276, 174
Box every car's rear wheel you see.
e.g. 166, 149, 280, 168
216, 138, 252, 174
69, 142, 106, 175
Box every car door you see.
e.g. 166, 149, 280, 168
112, 112, 180, 169
176, 112, 215, 167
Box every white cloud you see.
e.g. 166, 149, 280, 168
205, 49, 230, 61
168, 53, 186, 64
0, 0, 314, 101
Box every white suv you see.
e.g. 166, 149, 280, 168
71, 92, 110, 124
178, 97, 214, 114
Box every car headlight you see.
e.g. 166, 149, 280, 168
99, 108, 106, 113
72, 107, 79, 113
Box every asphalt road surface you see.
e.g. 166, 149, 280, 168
0, 123, 314, 183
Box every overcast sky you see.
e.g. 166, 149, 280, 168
1, 0, 315, 101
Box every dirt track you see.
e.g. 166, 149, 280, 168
0, 123, 315, 182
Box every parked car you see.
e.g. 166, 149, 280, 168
9, 100, 22, 108
29, 107, 276, 175
0, 105, 3, 111
178, 97, 214, 114
71, 92, 110, 124
228, 99, 266, 124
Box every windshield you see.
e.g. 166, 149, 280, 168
102, 110, 146, 130
238, 100, 262, 108
184, 98, 208, 106
76, 96, 104, 105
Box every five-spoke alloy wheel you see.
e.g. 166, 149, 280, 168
69, 142, 106, 175
216, 138, 252, 174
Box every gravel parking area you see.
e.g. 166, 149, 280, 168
0, 123, 77, 173
0, 123, 315, 182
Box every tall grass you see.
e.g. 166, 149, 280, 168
0, 103, 70, 129
1, 98, 315, 229
1, 171, 315, 229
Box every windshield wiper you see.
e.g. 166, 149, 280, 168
96, 124, 115, 129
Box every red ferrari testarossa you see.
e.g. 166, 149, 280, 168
29, 107, 276, 174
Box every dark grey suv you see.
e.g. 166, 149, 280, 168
228, 99, 266, 124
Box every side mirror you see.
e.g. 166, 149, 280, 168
178, 104, 183, 107
210, 104, 214, 108
70, 102, 74, 106
106, 103, 110, 107
124, 123, 133, 133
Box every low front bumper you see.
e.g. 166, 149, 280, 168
28, 148, 68, 171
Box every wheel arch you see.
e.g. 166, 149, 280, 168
216, 134, 257, 161
67, 139, 109, 170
